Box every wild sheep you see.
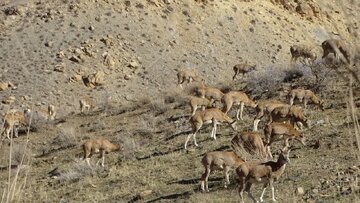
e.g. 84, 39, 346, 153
200, 151, 244, 192
231, 131, 267, 160
79, 97, 96, 113
321, 39, 351, 64
290, 44, 317, 64
196, 85, 224, 106
222, 91, 257, 120
177, 69, 203, 89
236, 148, 291, 203
25, 104, 56, 121
185, 108, 237, 149
82, 138, 120, 167
269, 105, 310, 129
189, 96, 214, 116
289, 88, 324, 111
264, 122, 305, 158
232, 63, 256, 80
253, 100, 287, 131
1, 109, 27, 139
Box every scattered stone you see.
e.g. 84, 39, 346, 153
139, 190, 153, 199
296, 3, 314, 17
296, 187, 305, 195
69, 55, 82, 63
56, 51, 65, 59
69, 74, 82, 82
103, 53, 116, 67
45, 41, 54, 47
84, 71, 105, 88
2, 96, 15, 105
128, 61, 139, 68
21, 95, 30, 101
0, 81, 14, 91
89, 26, 95, 31
54, 64, 65, 72
124, 75, 131, 80
100, 35, 114, 46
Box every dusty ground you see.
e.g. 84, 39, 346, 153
0, 0, 359, 202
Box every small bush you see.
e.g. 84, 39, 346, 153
52, 127, 77, 149
58, 162, 95, 183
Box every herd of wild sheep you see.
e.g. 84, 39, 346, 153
177, 38, 349, 202
0, 37, 351, 202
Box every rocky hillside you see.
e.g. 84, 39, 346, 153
0, 0, 359, 202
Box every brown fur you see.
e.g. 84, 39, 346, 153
82, 138, 120, 167
200, 151, 244, 192
222, 91, 257, 120
2, 110, 27, 139
290, 44, 317, 64
185, 108, 237, 149
177, 69, 203, 88
289, 88, 324, 110
253, 100, 287, 131
321, 39, 351, 64
233, 63, 256, 80
269, 105, 310, 129
189, 96, 213, 116
231, 131, 267, 160
196, 86, 224, 106
264, 122, 305, 158
80, 97, 96, 113
236, 148, 291, 203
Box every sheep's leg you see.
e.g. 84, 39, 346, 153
253, 119, 261, 131
236, 102, 244, 120
270, 179, 276, 202
211, 120, 218, 140
232, 72, 237, 80
260, 183, 269, 202
96, 150, 105, 167
201, 166, 211, 192
224, 166, 230, 188
284, 137, 290, 148
245, 182, 257, 203
289, 96, 294, 106
303, 99, 308, 111
238, 177, 246, 203
191, 105, 197, 116
185, 131, 198, 149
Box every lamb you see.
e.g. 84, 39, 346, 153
253, 100, 287, 131
25, 104, 56, 121
79, 97, 96, 113
200, 151, 244, 192
196, 85, 224, 106
290, 44, 317, 64
189, 96, 214, 116
264, 122, 305, 158
1, 109, 27, 139
236, 148, 291, 203
185, 108, 237, 149
82, 138, 120, 167
269, 104, 310, 129
289, 88, 324, 111
321, 39, 351, 64
177, 69, 203, 89
231, 131, 267, 160
222, 91, 257, 120
232, 63, 256, 80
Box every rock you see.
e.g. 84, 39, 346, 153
124, 75, 131, 80
69, 74, 82, 82
103, 53, 116, 67
45, 41, 54, 47
69, 55, 82, 63
54, 65, 65, 72
139, 190, 153, 199
84, 71, 105, 88
313, 139, 321, 149
56, 51, 65, 59
296, 3, 314, 17
128, 61, 139, 68
89, 26, 95, 31
296, 187, 305, 195
2, 96, 16, 105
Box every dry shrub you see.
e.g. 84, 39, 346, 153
52, 127, 77, 149
119, 134, 140, 160
246, 66, 286, 99
11, 144, 31, 166
57, 162, 95, 183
